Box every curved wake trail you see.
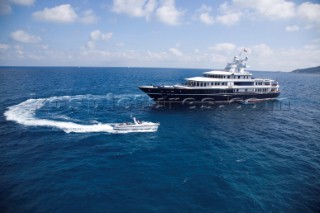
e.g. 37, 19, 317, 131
4, 95, 128, 133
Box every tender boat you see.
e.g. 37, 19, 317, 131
112, 117, 159, 132
139, 50, 280, 104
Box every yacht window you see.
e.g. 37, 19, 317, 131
238, 76, 240, 79
227, 76, 230, 79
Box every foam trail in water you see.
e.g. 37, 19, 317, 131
4, 95, 153, 134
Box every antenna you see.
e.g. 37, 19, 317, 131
238, 48, 248, 61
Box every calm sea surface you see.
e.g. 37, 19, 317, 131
0, 67, 319, 212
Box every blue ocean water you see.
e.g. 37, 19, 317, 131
0, 67, 319, 212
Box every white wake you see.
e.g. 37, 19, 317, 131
4, 95, 153, 134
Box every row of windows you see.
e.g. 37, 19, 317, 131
203, 74, 251, 79
188, 81, 271, 87
233, 89, 252, 92
188, 82, 228, 87
255, 82, 271, 85
255, 88, 269, 92
234, 82, 254, 86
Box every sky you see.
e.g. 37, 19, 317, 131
0, 0, 319, 71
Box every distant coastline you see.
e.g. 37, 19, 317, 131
292, 66, 320, 74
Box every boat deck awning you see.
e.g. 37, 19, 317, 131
185, 77, 255, 82
203, 70, 252, 75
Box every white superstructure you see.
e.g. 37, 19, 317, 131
176, 54, 280, 94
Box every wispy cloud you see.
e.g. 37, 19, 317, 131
10, 30, 41, 43
10, 0, 35, 6
196, 3, 241, 26
112, 0, 157, 20
232, 0, 295, 20
297, 2, 320, 30
112, 0, 184, 25
210, 43, 236, 53
197, 5, 214, 25
168, 47, 182, 56
285, 25, 299, 32
156, 0, 184, 25
0, 0, 35, 15
86, 30, 113, 50
0, 2, 11, 15
0, 43, 10, 50
80, 9, 99, 24
33, 4, 78, 23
